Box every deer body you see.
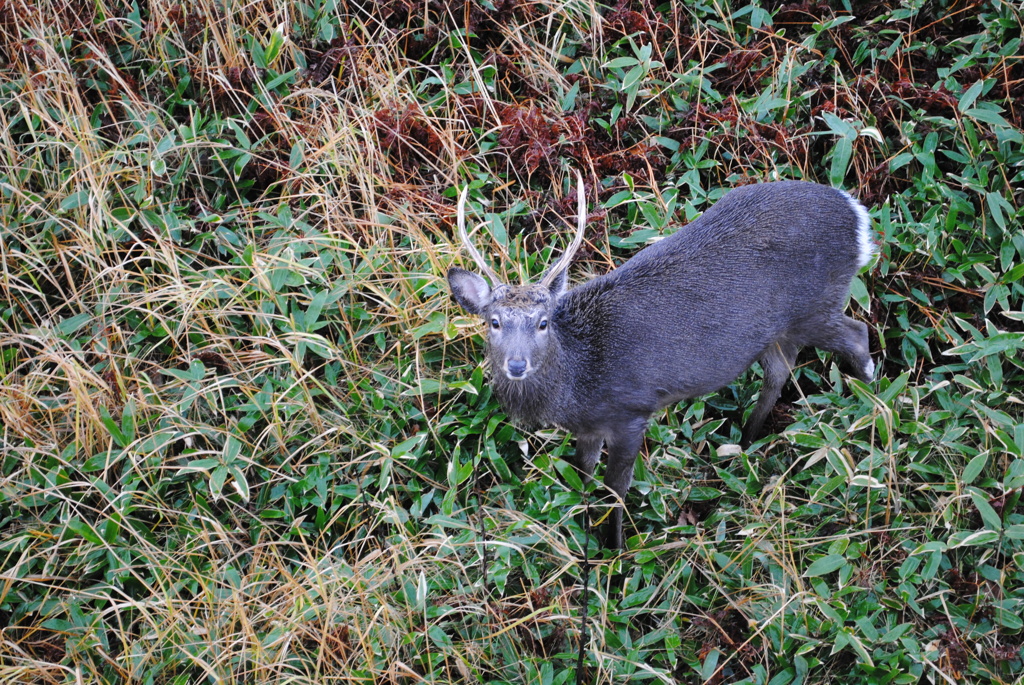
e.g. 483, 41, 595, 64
449, 179, 875, 548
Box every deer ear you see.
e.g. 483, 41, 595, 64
545, 267, 568, 300
448, 267, 492, 314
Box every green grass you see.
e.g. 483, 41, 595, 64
1, 0, 1023, 682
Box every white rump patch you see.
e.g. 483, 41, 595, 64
864, 358, 876, 379
840, 190, 875, 268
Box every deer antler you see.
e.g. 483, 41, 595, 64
456, 186, 502, 284
540, 171, 587, 288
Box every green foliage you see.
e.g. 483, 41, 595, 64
0, 0, 1022, 683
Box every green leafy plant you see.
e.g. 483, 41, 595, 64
1, 0, 1022, 683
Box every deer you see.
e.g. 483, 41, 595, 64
447, 173, 876, 548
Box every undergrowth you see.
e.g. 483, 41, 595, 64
1, 0, 1022, 683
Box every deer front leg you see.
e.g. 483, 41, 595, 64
574, 434, 604, 480
601, 421, 647, 549
743, 340, 799, 447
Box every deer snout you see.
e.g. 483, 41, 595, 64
505, 358, 528, 379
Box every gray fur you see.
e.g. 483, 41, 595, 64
448, 180, 876, 548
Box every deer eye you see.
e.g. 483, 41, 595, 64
538, 319, 548, 331
490, 318, 500, 330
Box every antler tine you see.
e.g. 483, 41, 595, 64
540, 170, 587, 287
456, 186, 501, 284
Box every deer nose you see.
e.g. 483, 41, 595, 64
507, 359, 527, 378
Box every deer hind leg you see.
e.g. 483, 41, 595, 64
808, 315, 874, 382
742, 339, 799, 447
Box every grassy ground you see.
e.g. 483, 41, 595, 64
1, 0, 1023, 682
